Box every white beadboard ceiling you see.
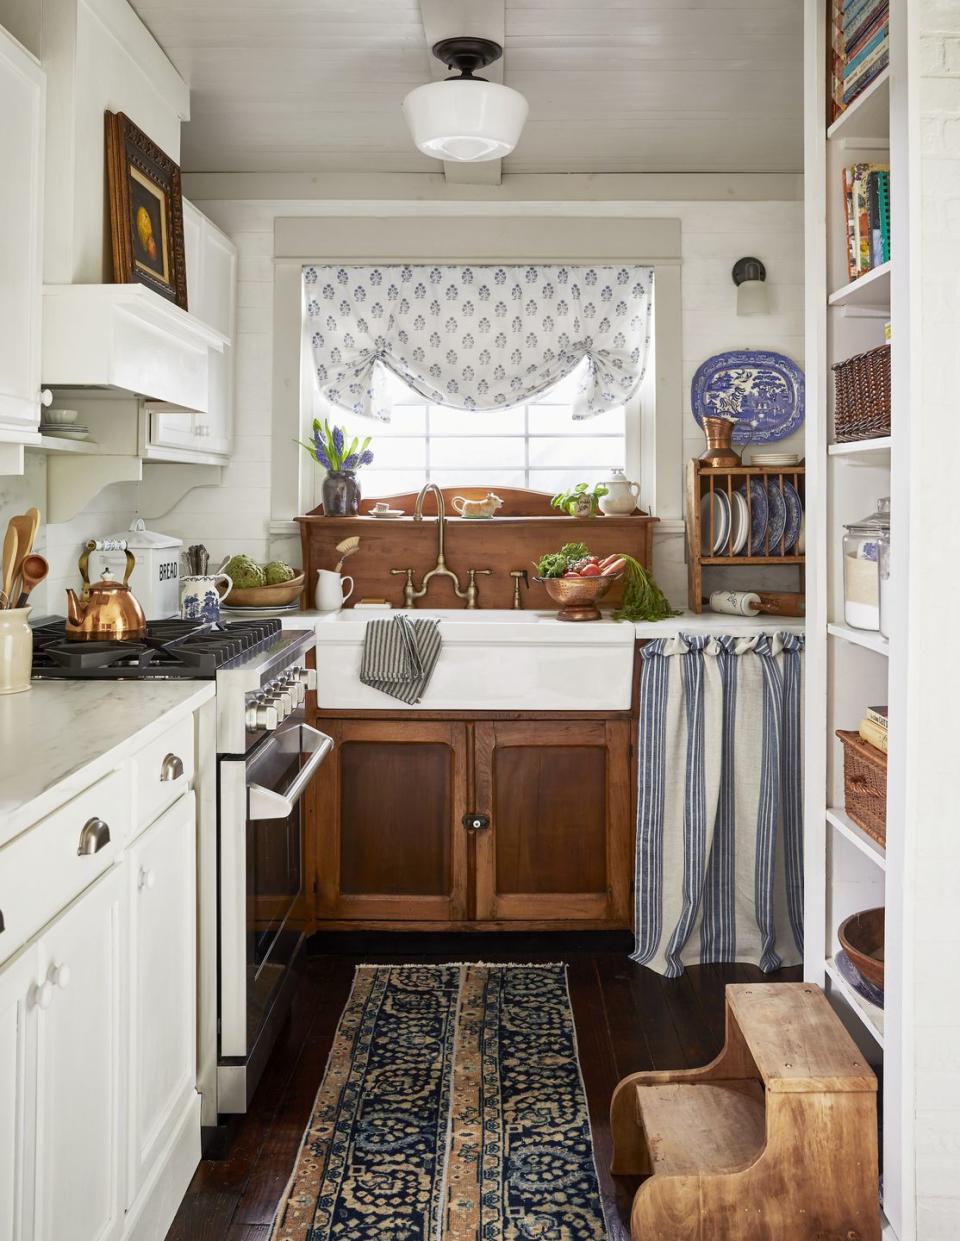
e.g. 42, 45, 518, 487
129, 0, 802, 176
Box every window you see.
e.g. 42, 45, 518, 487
305, 362, 631, 501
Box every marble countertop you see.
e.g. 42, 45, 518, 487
0, 680, 215, 849
282, 607, 805, 638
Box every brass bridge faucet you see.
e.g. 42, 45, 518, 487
391, 483, 492, 608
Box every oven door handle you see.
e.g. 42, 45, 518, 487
248, 725, 334, 820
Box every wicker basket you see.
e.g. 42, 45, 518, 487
836, 729, 887, 846
833, 345, 892, 442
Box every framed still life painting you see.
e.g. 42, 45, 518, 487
105, 110, 188, 310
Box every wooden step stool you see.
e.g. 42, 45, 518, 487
610, 982, 880, 1241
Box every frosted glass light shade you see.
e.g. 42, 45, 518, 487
737, 279, 769, 315
402, 79, 529, 162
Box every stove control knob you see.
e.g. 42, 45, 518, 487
246, 697, 279, 732
296, 667, 318, 692
265, 688, 293, 720
280, 672, 305, 705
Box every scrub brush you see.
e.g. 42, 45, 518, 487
335, 536, 360, 573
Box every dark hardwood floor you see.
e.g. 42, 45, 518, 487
166, 932, 801, 1241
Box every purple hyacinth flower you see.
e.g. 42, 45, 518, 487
343, 453, 359, 470
359, 449, 374, 466
332, 425, 345, 456
313, 430, 331, 469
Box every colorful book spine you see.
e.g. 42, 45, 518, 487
846, 4, 889, 55
865, 705, 888, 730
846, 0, 888, 47
876, 173, 891, 263
843, 165, 858, 280
844, 41, 890, 98
843, 55, 890, 105
843, 0, 878, 34
844, 27, 888, 78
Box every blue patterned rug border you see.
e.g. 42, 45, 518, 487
270, 962, 610, 1241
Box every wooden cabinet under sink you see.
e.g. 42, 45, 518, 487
308, 712, 634, 931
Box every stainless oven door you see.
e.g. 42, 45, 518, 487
219, 717, 333, 1062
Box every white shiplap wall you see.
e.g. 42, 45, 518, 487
1, 190, 803, 614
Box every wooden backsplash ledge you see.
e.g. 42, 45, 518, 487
296, 489, 657, 611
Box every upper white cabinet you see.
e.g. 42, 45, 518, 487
146, 199, 237, 462
0, 25, 44, 459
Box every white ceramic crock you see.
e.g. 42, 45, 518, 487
597, 469, 640, 516
0, 606, 32, 694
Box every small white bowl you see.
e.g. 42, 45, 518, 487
43, 408, 79, 426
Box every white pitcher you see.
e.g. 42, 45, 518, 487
315, 569, 354, 612
597, 469, 641, 516
0, 606, 32, 694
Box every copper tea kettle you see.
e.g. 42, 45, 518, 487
65, 540, 147, 641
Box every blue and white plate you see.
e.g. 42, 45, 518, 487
781, 480, 803, 552
692, 350, 805, 445
740, 478, 769, 554
766, 481, 787, 551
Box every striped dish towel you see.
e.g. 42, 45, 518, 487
359, 614, 442, 705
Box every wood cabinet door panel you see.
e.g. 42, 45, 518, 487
475, 720, 632, 924
315, 720, 468, 921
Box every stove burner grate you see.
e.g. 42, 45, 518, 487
30, 617, 283, 680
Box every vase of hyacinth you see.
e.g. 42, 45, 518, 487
300, 418, 374, 516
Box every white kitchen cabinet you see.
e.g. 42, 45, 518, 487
0, 24, 44, 449
147, 200, 236, 462
33, 864, 126, 1241
125, 794, 196, 1209
0, 942, 39, 1241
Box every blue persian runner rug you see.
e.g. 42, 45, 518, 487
270, 963, 608, 1241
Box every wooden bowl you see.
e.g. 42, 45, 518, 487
535, 573, 622, 622
222, 572, 305, 608
838, 907, 885, 990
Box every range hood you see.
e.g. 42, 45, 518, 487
42, 283, 228, 413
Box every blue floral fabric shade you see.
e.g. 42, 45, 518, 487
303, 263, 654, 422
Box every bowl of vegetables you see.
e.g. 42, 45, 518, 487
534, 542, 679, 623
534, 545, 625, 621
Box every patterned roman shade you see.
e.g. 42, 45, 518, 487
303, 263, 653, 422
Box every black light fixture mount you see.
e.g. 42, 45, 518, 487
732, 257, 766, 286
431, 36, 504, 81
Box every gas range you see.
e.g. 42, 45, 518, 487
30, 617, 317, 756
30, 617, 286, 680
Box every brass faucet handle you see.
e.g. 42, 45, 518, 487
390, 567, 416, 608
509, 568, 529, 610
464, 568, 492, 610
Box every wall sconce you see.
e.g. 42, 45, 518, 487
732, 257, 768, 316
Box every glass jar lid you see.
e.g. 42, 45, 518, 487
844, 496, 890, 535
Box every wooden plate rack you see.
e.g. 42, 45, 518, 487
686, 459, 806, 613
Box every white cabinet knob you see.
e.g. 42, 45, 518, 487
50, 962, 71, 990
138, 867, 156, 891
33, 980, 54, 1010
39, 389, 52, 408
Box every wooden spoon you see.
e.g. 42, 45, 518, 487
15, 553, 48, 608
1, 523, 19, 609
9, 507, 40, 602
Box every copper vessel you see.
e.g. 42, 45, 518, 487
699, 415, 742, 467
65, 541, 147, 641
536, 572, 622, 622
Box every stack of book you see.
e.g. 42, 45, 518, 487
842, 163, 891, 280
858, 704, 888, 754
831, 0, 890, 121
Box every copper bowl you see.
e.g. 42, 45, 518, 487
535, 573, 622, 622
838, 907, 885, 990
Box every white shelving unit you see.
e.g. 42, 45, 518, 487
805, 3, 909, 1238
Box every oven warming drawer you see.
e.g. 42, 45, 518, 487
217, 719, 333, 1113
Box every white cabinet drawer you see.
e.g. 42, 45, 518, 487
132, 714, 194, 834
0, 768, 128, 967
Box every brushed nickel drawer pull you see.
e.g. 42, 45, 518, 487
160, 752, 184, 782
77, 817, 111, 855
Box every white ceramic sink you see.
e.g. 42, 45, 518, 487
312, 608, 635, 711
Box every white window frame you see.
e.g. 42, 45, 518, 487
272, 216, 682, 525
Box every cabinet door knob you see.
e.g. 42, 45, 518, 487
138, 867, 156, 891
32, 979, 54, 1010
49, 962, 71, 990
160, 753, 184, 783
462, 813, 490, 833
0, 907, 4, 934
77, 817, 111, 855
